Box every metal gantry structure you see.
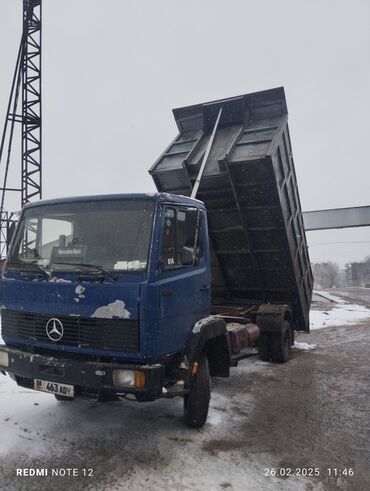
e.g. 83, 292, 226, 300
0, 0, 42, 258
303, 206, 370, 231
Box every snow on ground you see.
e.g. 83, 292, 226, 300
310, 290, 370, 330
313, 290, 342, 303
293, 341, 316, 351
310, 307, 370, 330
0, 361, 320, 491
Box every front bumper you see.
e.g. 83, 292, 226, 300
0, 345, 165, 401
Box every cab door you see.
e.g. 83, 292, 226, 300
156, 205, 210, 357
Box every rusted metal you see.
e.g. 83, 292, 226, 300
245, 323, 260, 344
227, 322, 260, 354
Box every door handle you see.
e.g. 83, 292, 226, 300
200, 285, 210, 292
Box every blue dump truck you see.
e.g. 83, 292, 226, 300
0, 88, 313, 427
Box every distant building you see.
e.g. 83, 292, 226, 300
350, 261, 370, 286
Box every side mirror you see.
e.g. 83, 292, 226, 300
7, 221, 16, 247
181, 246, 194, 266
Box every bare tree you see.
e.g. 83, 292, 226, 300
312, 262, 339, 288
349, 256, 370, 286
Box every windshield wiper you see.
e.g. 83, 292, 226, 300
6, 261, 51, 279
51, 262, 117, 281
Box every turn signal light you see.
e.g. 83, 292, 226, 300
134, 370, 146, 389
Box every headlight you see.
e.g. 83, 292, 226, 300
0, 351, 9, 368
113, 369, 145, 389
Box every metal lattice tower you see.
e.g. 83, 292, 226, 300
22, 0, 42, 205
0, 0, 42, 258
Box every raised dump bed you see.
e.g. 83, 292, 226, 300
149, 87, 313, 331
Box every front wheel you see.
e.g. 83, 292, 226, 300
183, 353, 211, 428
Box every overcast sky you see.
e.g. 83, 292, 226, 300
0, 0, 369, 266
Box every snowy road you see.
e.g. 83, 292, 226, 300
0, 289, 369, 490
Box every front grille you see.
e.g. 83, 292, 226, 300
1, 310, 139, 353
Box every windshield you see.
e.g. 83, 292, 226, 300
8, 199, 155, 273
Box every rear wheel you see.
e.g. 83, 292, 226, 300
54, 394, 74, 402
184, 353, 211, 428
271, 320, 292, 363
258, 333, 270, 361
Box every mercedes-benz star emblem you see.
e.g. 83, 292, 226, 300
46, 318, 64, 342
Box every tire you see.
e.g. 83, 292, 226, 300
184, 353, 211, 428
258, 333, 271, 361
54, 394, 74, 402
271, 320, 292, 363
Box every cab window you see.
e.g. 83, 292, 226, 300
161, 206, 202, 270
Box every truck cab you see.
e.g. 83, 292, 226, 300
0, 193, 227, 425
